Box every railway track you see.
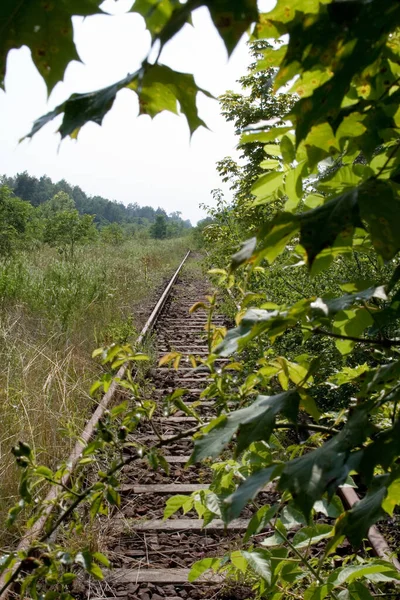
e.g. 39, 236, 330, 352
1, 252, 399, 600
84, 258, 258, 600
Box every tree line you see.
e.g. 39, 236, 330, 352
0, 172, 192, 257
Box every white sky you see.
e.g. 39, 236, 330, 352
0, 1, 275, 224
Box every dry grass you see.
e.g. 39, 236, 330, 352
0, 237, 190, 542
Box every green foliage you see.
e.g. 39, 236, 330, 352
100, 222, 125, 246
3, 172, 192, 235
185, 1, 400, 597
39, 191, 76, 217
2, 1, 400, 598
0, 2, 260, 141
0, 185, 34, 256
151, 214, 167, 239
43, 208, 96, 258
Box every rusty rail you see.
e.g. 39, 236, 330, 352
0, 250, 191, 599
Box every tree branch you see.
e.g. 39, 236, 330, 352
310, 327, 400, 347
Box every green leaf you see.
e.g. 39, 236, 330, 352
328, 561, 400, 588
257, 213, 299, 264
207, 0, 259, 56
336, 113, 367, 149
7, 500, 25, 527
257, 44, 287, 69
164, 495, 194, 519
130, 353, 150, 361
190, 391, 299, 463
215, 301, 308, 357
224, 467, 279, 521
106, 485, 120, 507
260, 158, 281, 170
332, 308, 373, 355
335, 482, 388, 547
299, 391, 321, 421
263, 144, 283, 157
188, 557, 221, 582
382, 478, 400, 516
292, 524, 334, 549
311, 285, 386, 319
35, 466, 53, 479
280, 135, 296, 164
304, 122, 339, 155
358, 179, 400, 260
27, 72, 136, 140
284, 161, 305, 211
313, 495, 344, 518
88, 562, 104, 580
129, 64, 213, 135
251, 172, 284, 204
279, 403, 373, 519
93, 552, 111, 568
242, 550, 272, 584
243, 503, 279, 543
0, 0, 104, 93
239, 128, 291, 145
131, 0, 180, 41
280, 504, 307, 530
299, 189, 362, 265
60, 573, 76, 585
27, 64, 212, 140
231, 237, 257, 270
230, 550, 247, 574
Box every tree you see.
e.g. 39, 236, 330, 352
151, 214, 167, 239
100, 222, 125, 246
43, 210, 96, 259
39, 191, 76, 217
0, 184, 34, 256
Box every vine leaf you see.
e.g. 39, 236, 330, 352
224, 467, 280, 521
328, 562, 400, 588
129, 64, 213, 135
0, 0, 104, 93
278, 404, 373, 520
132, 0, 259, 56
298, 189, 362, 265
332, 308, 373, 355
206, 0, 259, 56
335, 484, 388, 548
358, 179, 400, 260
26, 64, 212, 139
131, 0, 183, 41
189, 391, 299, 463
231, 237, 257, 270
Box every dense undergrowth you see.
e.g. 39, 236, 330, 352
0, 238, 189, 541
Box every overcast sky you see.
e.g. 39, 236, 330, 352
0, 0, 274, 224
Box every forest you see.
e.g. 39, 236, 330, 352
1, 172, 192, 249
1, 1, 400, 599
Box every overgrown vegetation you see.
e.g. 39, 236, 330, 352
0, 235, 189, 544
1, 1, 400, 599
2, 172, 192, 239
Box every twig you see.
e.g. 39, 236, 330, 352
0, 422, 203, 596
309, 327, 400, 347
274, 422, 339, 435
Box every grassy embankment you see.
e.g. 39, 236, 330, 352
0, 237, 189, 539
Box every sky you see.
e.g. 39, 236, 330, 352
0, 0, 275, 224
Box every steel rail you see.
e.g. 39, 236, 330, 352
0, 250, 191, 599
225, 287, 400, 572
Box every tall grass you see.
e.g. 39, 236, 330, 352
0, 238, 189, 541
